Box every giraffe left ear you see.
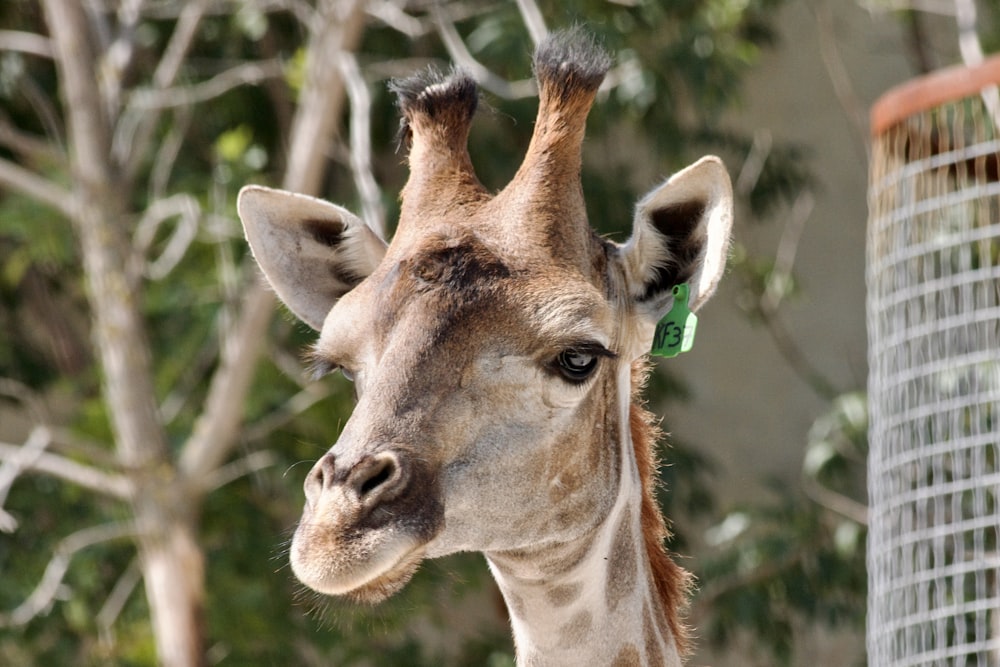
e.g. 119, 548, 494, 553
237, 185, 388, 330
618, 156, 733, 320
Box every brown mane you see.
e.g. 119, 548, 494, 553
630, 359, 694, 655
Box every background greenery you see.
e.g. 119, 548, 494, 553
0, 0, 946, 664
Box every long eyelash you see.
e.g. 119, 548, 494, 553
567, 342, 618, 359
305, 347, 338, 381
309, 360, 338, 382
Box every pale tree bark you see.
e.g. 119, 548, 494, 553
40, 2, 203, 665
1, 0, 560, 662
11, 1, 369, 665
178, 0, 368, 489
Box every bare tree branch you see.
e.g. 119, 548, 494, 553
42, 0, 113, 189
127, 60, 286, 111
203, 450, 278, 492
760, 191, 813, 316
244, 383, 333, 443
366, 0, 429, 37
802, 473, 869, 525
338, 50, 387, 236
0, 427, 51, 532
514, 0, 548, 46
284, 0, 367, 194
0, 156, 75, 217
18, 72, 67, 153
179, 0, 368, 490
0, 440, 132, 502
0, 30, 54, 58
97, 557, 141, 636
0, 378, 49, 424
118, 0, 211, 178
0, 521, 136, 627
432, 4, 537, 99
99, 0, 145, 118
735, 129, 772, 197
814, 1, 869, 162
129, 193, 200, 281
953, 0, 1000, 126
149, 107, 192, 199
0, 113, 64, 165
858, 0, 955, 15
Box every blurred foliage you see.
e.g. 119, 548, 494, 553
0, 0, 874, 665
697, 393, 868, 665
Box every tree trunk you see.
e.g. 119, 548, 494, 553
40, 0, 369, 663
41, 2, 205, 665
141, 511, 206, 667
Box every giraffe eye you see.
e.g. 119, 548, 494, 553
555, 349, 599, 383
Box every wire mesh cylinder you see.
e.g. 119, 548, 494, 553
868, 58, 1000, 666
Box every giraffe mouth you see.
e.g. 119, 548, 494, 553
290, 514, 433, 602
289, 450, 444, 602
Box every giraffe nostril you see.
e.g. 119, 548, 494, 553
360, 460, 393, 496
304, 453, 337, 506
304, 451, 406, 509
349, 452, 404, 505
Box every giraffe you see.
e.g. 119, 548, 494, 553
237, 29, 733, 666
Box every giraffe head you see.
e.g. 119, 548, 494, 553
238, 30, 732, 606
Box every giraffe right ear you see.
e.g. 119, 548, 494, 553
237, 185, 388, 331
617, 156, 734, 321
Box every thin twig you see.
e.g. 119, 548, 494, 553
149, 107, 192, 200
432, 4, 536, 99
0, 426, 51, 532
97, 556, 141, 635
0, 377, 49, 424
0, 113, 64, 164
514, 0, 548, 46
857, 0, 955, 16
814, 1, 869, 162
366, 0, 429, 37
338, 50, 387, 236
735, 129, 772, 197
118, 0, 211, 177
129, 193, 201, 281
801, 473, 869, 525
243, 384, 333, 443
128, 60, 286, 110
759, 311, 840, 401
0, 521, 136, 627
689, 547, 807, 626
0, 156, 75, 217
0, 441, 132, 500
0, 30, 53, 58
760, 191, 813, 315
202, 450, 278, 491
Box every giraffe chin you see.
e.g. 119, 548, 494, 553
342, 547, 426, 604
290, 526, 428, 604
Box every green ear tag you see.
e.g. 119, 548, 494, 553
650, 284, 698, 358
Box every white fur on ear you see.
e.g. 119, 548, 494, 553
237, 185, 388, 330
618, 156, 734, 317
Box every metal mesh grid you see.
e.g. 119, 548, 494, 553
868, 83, 1000, 666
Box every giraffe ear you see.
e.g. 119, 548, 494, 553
618, 156, 733, 320
237, 185, 388, 331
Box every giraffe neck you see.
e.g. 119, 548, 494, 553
486, 494, 682, 666
486, 357, 684, 667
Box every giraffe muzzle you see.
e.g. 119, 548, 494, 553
304, 450, 408, 516
291, 446, 444, 601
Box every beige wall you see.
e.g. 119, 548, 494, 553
671, 2, 963, 664
663, 0, 954, 505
